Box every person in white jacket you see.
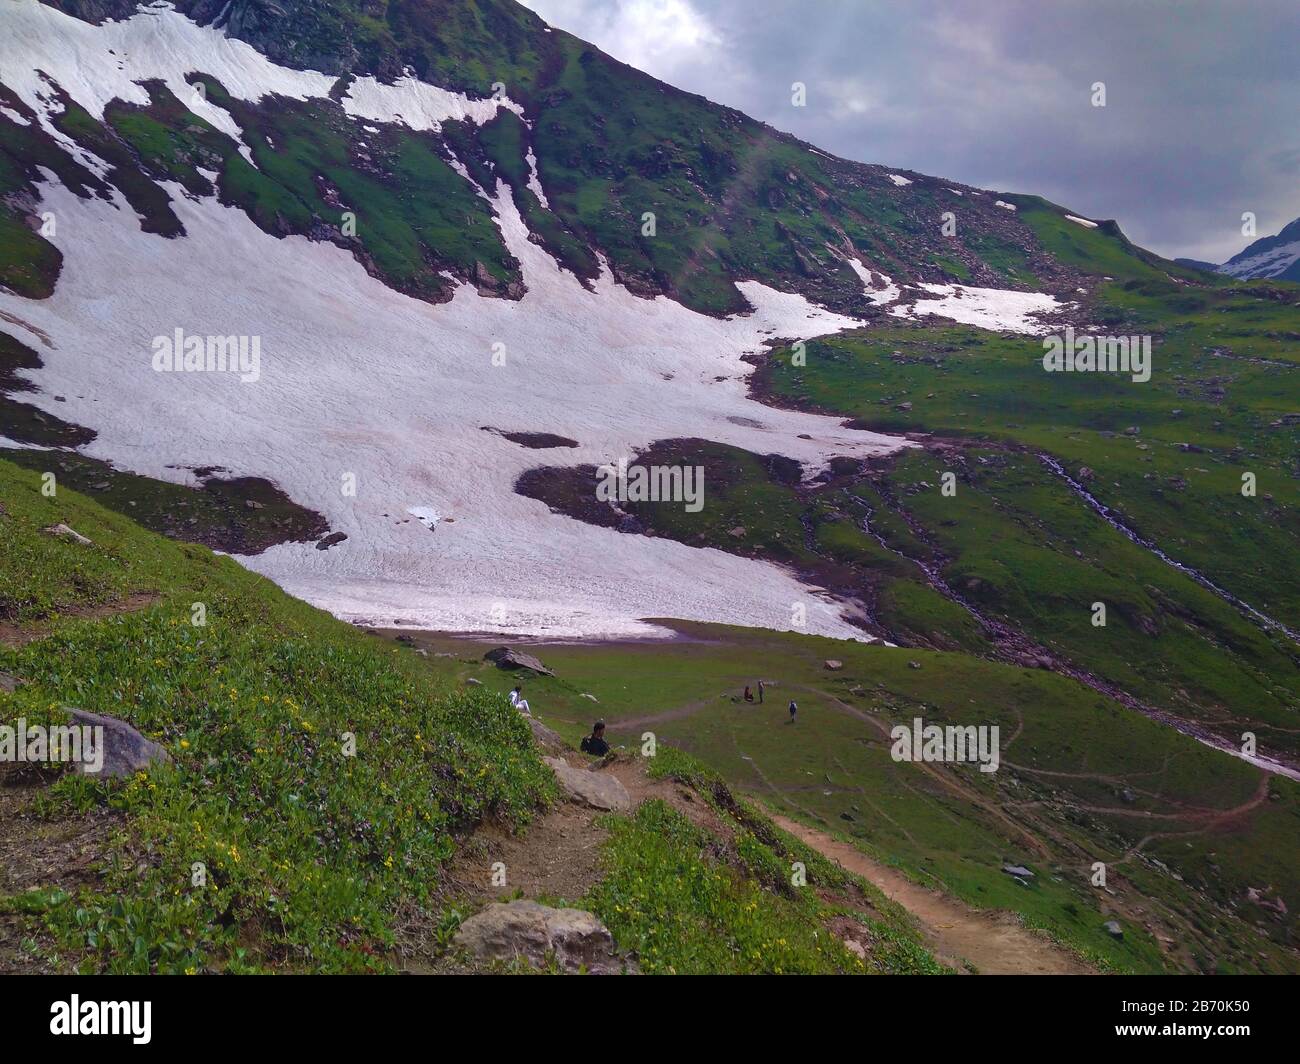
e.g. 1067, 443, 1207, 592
508, 685, 531, 716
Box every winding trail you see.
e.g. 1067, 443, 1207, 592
769, 813, 1094, 975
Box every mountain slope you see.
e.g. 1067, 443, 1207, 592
1218, 216, 1300, 282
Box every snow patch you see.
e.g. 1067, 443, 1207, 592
525, 146, 549, 208
340, 75, 522, 132
1065, 214, 1098, 228
887, 174, 912, 187
846, 258, 900, 306
407, 506, 442, 531
1, 176, 909, 641
892, 282, 1065, 335
995, 200, 1017, 211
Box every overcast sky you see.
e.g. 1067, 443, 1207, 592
518, 0, 1299, 263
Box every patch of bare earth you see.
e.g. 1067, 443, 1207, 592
0, 591, 160, 648
0, 763, 117, 973
770, 812, 1094, 975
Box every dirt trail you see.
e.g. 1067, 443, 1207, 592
770, 812, 1094, 975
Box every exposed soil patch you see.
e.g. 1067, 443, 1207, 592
771, 812, 1093, 975
0, 591, 160, 648
0, 762, 116, 973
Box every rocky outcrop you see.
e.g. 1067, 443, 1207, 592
484, 646, 554, 676
454, 899, 634, 974
545, 756, 630, 812
67, 708, 172, 779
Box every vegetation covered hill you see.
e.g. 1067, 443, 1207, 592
0, 459, 941, 974
10, 0, 1204, 314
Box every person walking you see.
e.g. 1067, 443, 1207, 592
758, 680, 765, 704
788, 699, 797, 724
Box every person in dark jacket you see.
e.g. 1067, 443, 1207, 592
581, 720, 610, 756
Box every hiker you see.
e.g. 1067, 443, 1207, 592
743, 685, 754, 703
508, 685, 531, 716
788, 699, 797, 724
758, 680, 765, 704
581, 720, 610, 756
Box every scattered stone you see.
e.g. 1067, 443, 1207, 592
824, 659, 843, 671
1103, 920, 1124, 939
484, 646, 554, 676
1077, 467, 1094, 481
244, 499, 264, 510
464, 677, 483, 686
1002, 864, 1035, 879
580, 692, 599, 702
453, 900, 633, 974
545, 756, 631, 812
66, 708, 172, 779
728, 526, 747, 538
316, 531, 348, 550
41, 523, 92, 546
1120, 788, 1137, 804
839, 811, 855, 822
908, 660, 921, 669
842, 938, 867, 960
0, 671, 23, 693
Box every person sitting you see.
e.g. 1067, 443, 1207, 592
743, 685, 754, 703
508, 685, 531, 716
581, 720, 610, 756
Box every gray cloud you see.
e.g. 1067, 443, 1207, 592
519, 0, 1300, 263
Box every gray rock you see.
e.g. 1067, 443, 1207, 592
1002, 864, 1035, 879
526, 717, 568, 755
454, 899, 633, 974
0, 672, 22, 694
545, 756, 631, 812
1103, 920, 1124, 939
824, 659, 843, 671
484, 646, 554, 676
464, 677, 482, 686
41, 523, 92, 547
66, 708, 172, 779
316, 531, 348, 550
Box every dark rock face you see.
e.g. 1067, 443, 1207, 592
483, 646, 554, 676
316, 531, 348, 550
66, 708, 172, 779
41, 0, 143, 25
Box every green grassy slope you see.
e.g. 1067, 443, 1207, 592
401, 624, 1300, 974
0, 459, 942, 974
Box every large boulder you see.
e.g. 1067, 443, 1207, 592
527, 717, 568, 755
67, 708, 172, 779
484, 646, 554, 676
544, 756, 631, 812
454, 899, 633, 974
